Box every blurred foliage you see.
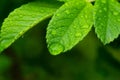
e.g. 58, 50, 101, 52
0, 0, 120, 80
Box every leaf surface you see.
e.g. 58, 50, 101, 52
58, 0, 68, 2
58, 0, 95, 2
0, 2, 59, 53
94, 0, 120, 44
46, 0, 93, 55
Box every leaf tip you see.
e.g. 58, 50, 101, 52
48, 43, 64, 55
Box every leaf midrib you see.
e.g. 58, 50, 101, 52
104, 0, 109, 44
59, 2, 87, 51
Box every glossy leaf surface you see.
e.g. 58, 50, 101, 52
94, 0, 120, 44
47, 0, 93, 55
0, 2, 58, 52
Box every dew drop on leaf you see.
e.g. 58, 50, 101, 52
99, 10, 102, 13
51, 30, 57, 35
98, 18, 101, 20
73, 26, 77, 28
103, 8, 107, 11
75, 32, 81, 37
49, 43, 64, 55
117, 19, 120, 22
113, 12, 119, 15
19, 14, 24, 18
65, 10, 70, 14
85, 15, 88, 18
81, 16, 84, 18
56, 13, 60, 17
83, 25, 89, 28
65, 3, 69, 7
47, 0, 93, 55
94, 0, 120, 44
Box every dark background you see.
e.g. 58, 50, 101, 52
0, 0, 120, 80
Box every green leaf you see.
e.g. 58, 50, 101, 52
46, 0, 93, 55
94, 0, 120, 44
58, 0, 95, 2
58, 0, 68, 2
0, 1, 59, 53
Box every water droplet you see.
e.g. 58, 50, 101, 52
19, 15, 23, 18
99, 10, 102, 13
65, 3, 69, 6
117, 19, 120, 22
49, 43, 64, 55
65, 10, 70, 14
113, 12, 119, 15
85, 15, 87, 18
82, 25, 89, 28
51, 30, 56, 35
103, 8, 107, 11
75, 32, 81, 37
94, 12, 96, 15
73, 26, 77, 28
98, 18, 101, 21
81, 16, 84, 18
56, 14, 60, 17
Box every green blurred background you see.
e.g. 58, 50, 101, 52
0, 0, 120, 80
